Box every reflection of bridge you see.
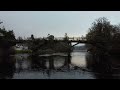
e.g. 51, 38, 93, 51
31, 54, 71, 70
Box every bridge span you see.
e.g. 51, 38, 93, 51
15, 36, 87, 47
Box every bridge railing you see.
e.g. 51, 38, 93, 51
68, 37, 86, 41
16, 37, 87, 42
54, 37, 83, 41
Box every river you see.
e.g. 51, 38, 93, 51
0, 48, 120, 79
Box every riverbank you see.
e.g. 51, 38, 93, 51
15, 50, 32, 54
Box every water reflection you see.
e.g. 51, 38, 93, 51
1, 50, 120, 79
86, 54, 120, 79
17, 53, 70, 77
0, 56, 15, 79
71, 52, 87, 68
14, 52, 94, 79
30, 53, 71, 71
15, 54, 30, 73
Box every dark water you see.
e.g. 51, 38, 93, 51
0, 50, 120, 79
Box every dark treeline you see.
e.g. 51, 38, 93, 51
0, 23, 16, 56
86, 17, 120, 55
85, 17, 120, 78
28, 33, 71, 56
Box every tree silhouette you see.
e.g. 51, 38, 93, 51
86, 17, 120, 54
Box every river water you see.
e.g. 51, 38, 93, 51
0, 49, 120, 79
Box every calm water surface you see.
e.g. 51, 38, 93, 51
0, 50, 120, 79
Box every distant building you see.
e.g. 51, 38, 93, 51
15, 44, 28, 50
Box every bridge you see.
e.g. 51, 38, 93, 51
15, 36, 87, 47
15, 36, 120, 48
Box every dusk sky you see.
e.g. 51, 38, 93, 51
0, 11, 120, 38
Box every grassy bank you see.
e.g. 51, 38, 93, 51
15, 50, 32, 54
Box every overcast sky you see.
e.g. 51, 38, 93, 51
0, 11, 120, 38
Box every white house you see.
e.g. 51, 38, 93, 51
15, 44, 28, 50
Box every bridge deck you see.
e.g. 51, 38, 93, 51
16, 37, 87, 43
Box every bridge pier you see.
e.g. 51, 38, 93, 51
68, 42, 72, 46
49, 56, 55, 69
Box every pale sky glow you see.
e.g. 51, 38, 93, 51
0, 11, 120, 38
